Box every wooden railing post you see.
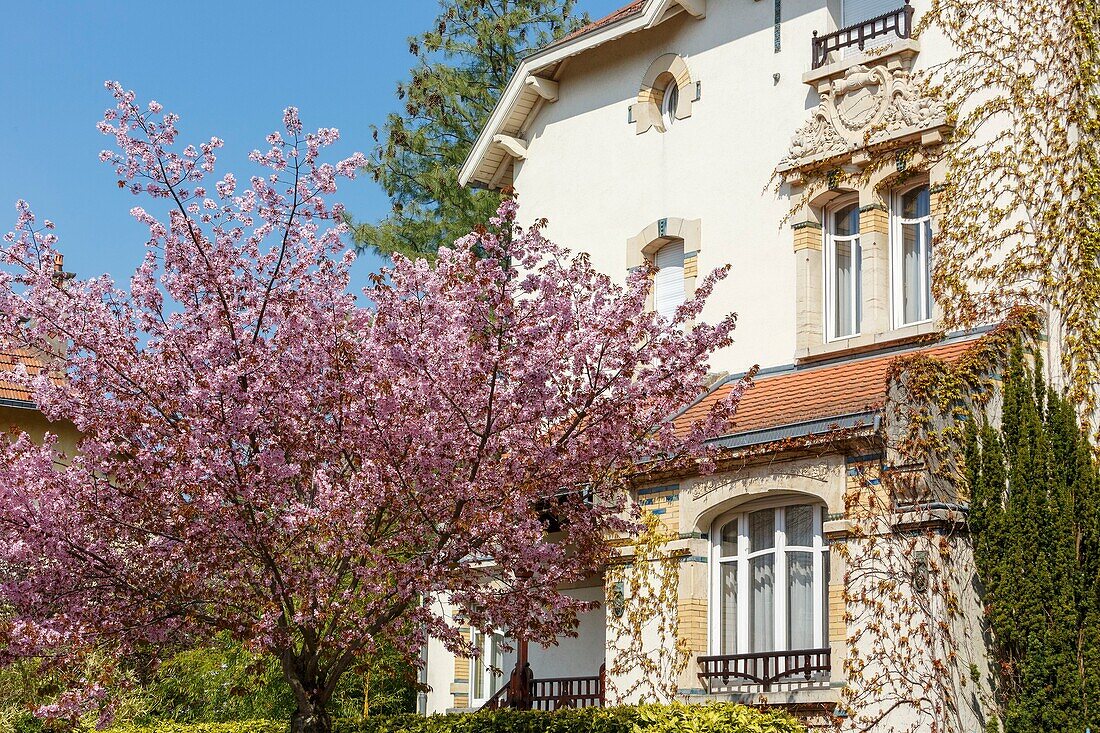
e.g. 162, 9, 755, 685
507, 637, 533, 710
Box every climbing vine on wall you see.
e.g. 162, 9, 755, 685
922, 0, 1100, 429
836, 316, 1039, 733
964, 342, 1100, 733
604, 512, 690, 705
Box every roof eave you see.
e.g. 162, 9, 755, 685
459, 0, 703, 189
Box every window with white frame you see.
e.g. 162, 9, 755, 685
892, 183, 933, 326
653, 241, 686, 320
469, 629, 505, 706
710, 503, 830, 655
824, 198, 862, 340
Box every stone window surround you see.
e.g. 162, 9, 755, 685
632, 53, 695, 135
627, 217, 701, 312
792, 168, 945, 363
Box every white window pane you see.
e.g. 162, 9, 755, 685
490, 633, 504, 689
471, 631, 485, 699
720, 518, 738, 557
902, 185, 930, 219
923, 219, 933, 320
902, 222, 921, 323
834, 240, 853, 336
721, 562, 738, 654
748, 509, 775, 552
663, 81, 679, 128
787, 552, 814, 650
750, 555, 775, 652
653, 242, 685, 320
786, 505, 814, 546
833, 203, 859, 236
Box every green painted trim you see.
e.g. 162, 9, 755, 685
791, 220, 822, 231
859, 203, 888, 213
930, 182, 948, 194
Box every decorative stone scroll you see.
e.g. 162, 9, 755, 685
778, 44, 947, 175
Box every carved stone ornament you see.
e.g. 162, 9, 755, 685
778, 53, 946, 173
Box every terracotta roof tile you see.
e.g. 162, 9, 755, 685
0, 349, 53, 405
557, 0, 646, 44
678, 339, 978, 440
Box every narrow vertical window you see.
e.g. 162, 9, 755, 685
893, 184, 932, 326
653, 241, 686, 320
825, 199, 862, 340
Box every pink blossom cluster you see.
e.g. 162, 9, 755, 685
0, 83, 743, 722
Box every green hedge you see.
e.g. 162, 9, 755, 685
108, 703, 803, 733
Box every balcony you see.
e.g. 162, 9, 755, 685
697, 648, 831, 693
811, 0, 915, 69
481, 662, 606, 711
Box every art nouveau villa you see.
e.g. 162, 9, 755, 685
421, 0, 999, 728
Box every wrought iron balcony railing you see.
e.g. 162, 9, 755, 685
697, 648, 831, 693
812, 0, 915, 69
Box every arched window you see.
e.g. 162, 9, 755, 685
892, 182, 932, 326
825, 197, 862, 340
653, 241, 686, 320
661, 78, 679, 130
710, 503, 830, 655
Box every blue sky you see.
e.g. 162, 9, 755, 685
0, 0, 622, 290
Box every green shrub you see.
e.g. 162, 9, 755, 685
109, 703, 802, 733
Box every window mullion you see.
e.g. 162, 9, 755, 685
738, 515, 749, 653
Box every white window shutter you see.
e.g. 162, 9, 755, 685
653, 242, 686, 320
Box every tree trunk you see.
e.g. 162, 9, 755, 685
290, 700, 333, 733
280, 650, 335, 733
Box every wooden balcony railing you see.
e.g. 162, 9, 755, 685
481, 662, 606, 711
697, 648, 831, 692
811, 0, 914, 69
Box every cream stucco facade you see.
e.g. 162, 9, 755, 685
432, 1, 999, 729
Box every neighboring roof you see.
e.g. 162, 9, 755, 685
0, 349, 53, 407
677, 338, 979, 448
554, 0, 646, 46
459, 0, 706, 189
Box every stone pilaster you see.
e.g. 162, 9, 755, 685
793, 218, 824, 353
858, 188, 892, 336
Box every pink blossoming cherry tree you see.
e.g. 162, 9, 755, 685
0, 84, 744, 733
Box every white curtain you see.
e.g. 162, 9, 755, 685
722, 563, 738, 654
653, 242, 685, 320
750, 555, 775, 652
787, 552, 814, 650
749, 509, 775, 552
902, 222, 921, 324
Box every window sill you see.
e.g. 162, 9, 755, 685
796, 321, 941, 364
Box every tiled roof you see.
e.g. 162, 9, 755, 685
556, 0, 646, 45
678, 339, 978, 441
0, 349, 52, 405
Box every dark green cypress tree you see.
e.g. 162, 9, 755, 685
348, 0, 588, 260
969, 342, 1100, 732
